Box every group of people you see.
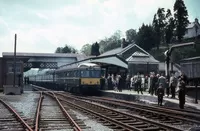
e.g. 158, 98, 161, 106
106, 74, 125, 92
104, 72, 188, 109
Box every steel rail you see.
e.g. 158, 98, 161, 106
34, 92, 43, 131
56, 93, 182, 131
0, 99, 33, 131
88, 96, 200, 118
72, 95, 200, 124
33, 86, 182, 130
50, 91, 82, 131
47, 92, 137, 131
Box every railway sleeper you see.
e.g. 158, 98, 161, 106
134, 124, 151, 128
115, 117, 135, 121
39, 124, 72, 127
141, 126, 162, 131
0, 123, 23, 126
129, 121, 144, 125
119, 119, 137, 123
0, 129, 25, 131
108, 125, 122, 129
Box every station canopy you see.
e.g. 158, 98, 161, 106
90, 55, 128, 69
59, 54, 128, 70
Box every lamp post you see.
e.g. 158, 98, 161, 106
194, 23, 198, 104
13, 34, 17, 88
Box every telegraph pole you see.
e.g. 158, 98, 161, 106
13, 34, 17, 88
195, 23, 198, 104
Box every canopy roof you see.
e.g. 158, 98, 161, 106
126, 51, 159, 64
58, 54, 128, 70
90, 55, 128, 69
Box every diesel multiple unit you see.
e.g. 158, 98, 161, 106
28, 63, 104, 94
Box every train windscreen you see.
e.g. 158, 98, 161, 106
81, 69, 101, 78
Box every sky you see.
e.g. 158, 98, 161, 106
0, 0, 199, 56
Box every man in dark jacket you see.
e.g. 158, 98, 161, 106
157, 83, 164, 106
178, 73, 187, 109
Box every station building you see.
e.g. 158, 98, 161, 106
78, 40, 179, 77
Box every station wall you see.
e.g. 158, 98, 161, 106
0, 58, 2, 91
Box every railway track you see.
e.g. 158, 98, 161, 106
70, 95, 200, 129
0, 99, 33, 131
33, 85, 200, 130
34, 91, 87, 131
38, 92, 181, 130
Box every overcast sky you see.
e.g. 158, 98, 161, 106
0, 0, 199, 56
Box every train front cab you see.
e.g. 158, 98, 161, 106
79, 68, 105, 95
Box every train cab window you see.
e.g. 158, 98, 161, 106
81, 70, 90, 77
90, 70, 101, 78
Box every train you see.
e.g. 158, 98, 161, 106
28, 62, 105, 94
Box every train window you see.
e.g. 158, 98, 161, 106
90, 70, 101, 78
81, 70, 90, 77
74, 70, 77, 77
76, 70, 80, 77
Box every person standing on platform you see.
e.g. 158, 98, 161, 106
157, 83, 164, 106
117, 75, 123, 92
130, 75, 135, 91
158, 74, 167, 96
150, 73, 156, 95
135, 72, 143, 94
154, 74, 159, 95
178, 73, 187, 109
170, 73, 177, 98
107, 74, 112, 90
126, 75, 131, 90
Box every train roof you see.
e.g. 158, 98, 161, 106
56, 62, 100, 72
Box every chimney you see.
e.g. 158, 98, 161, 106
195, 18, 199, 24
121, 38, 127, 48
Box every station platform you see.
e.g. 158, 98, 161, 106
100, 90, 200, 110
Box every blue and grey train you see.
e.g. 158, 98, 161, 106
28, 62, 105, 94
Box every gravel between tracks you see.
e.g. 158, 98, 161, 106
0, 91, 114, 130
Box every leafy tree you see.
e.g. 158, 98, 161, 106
80, 44, 91, 56
174, 0, 189, 42
55, 45, 77, 53
135, 24, 156, 51
125, 29, 137, 43
98, 30, 122, 53
165, 9, 175, 44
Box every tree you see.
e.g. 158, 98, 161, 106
55, 44, 77, 53
94, 42, 100, 56
174, 0, 189, 42
80, 44, 91, 56
135, 24, 156, 51
152, 14, 160, 50
165, 9, 175, 44
152, 8, 166, 50
91, 42, 100, 56
98, 30, 122, 53
55, 47, 63, 53
125, 29, 137, 43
